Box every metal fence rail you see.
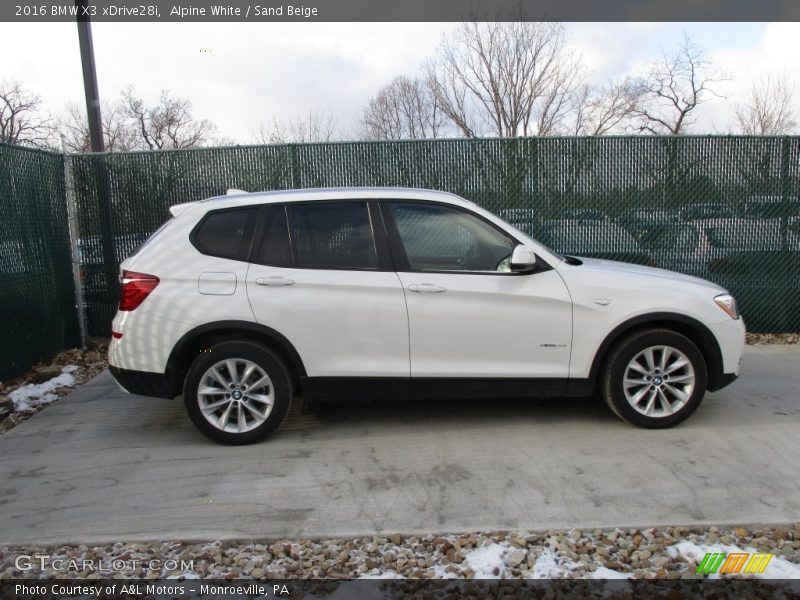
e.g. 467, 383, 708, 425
0, 143, 79, 381
1, 135, 799, 380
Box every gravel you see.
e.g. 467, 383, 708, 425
2, 525, 798, 580
746, 332, 800, 345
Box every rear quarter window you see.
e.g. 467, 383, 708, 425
192, 207, 258, 260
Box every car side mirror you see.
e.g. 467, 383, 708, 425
510, 245, 539, 273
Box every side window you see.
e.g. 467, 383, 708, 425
288, 202, 378, 270
389, 202, 516, 272
255, 205, 292, 267
193, 207, 257, 260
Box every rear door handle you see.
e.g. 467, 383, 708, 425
408, 283, 447, 294
255, 276, 295, 287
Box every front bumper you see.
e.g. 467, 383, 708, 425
706, 316, 746, 392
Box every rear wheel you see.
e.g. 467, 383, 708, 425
602, 328, 707, 428
184, 341, 291, 444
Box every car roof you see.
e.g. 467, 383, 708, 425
170, 187, 473, 217
211, 186, 466, 204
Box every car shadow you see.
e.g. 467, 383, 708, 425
301, 394, 619, 431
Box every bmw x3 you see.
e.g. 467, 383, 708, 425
109, 188, 745, 444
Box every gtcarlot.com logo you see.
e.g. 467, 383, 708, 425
14, 554, 193, 572
696, 552, 773, 575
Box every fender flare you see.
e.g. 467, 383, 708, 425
165, 320, 307, 393
587, 312, 725, 391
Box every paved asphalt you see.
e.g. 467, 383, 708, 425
0, 345, 798, 545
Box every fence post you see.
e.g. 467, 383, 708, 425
530, 136, 540, 215
290, 144, 302, 189
61, 135, 88, 350
780, 136, 790, 250
779, 136, 791, 331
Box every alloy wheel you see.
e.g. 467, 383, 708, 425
197, 358, 274, 433
622, 345, 696, 418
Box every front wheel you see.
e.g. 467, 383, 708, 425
184, 341, 291, 444
601, 328, 707, 428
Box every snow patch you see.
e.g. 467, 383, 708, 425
8, 372, 76, 412
430, 564, 460, 579
589, 566, 632, 579
463, 543, 507, 578
528, 548, 570, 579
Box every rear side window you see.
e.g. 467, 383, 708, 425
288, 202, 378, 270
192, 208, 257, 260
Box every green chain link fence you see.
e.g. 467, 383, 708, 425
71, 136, 800, 335
2, 136, 799, 379
0, 143, 79, 381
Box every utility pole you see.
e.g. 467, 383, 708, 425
76, 0, 104, 152
75, 0, 117, 335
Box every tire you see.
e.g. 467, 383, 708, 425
184, 341, 291, 444
601, 328, 708, 429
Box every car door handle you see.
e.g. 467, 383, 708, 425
408, 283, 447, 293
255, 276, 295, 287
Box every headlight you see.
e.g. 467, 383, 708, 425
714, 293, 739, 320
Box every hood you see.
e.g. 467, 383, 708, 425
567, 256, 726, 292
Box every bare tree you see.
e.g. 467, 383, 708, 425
253, 108, 338, 144
734, 73, 798, 135
122, 87, 217, 150
57, 101, 136, 152
361, 75, 444, 140
0, 80, 52, 147
571, 78, 639, 136
632, 34, 727, 135
427, 20, 580, 137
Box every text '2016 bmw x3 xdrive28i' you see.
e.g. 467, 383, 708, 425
109, 188, 745, 444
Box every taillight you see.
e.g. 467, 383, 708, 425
119, 270, 159, 311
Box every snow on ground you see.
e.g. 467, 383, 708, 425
355, 543, 634, 580
528, 548, 572, 579
7, 367, 77, 412
429, 564, 460, 579
356, 540, 636, 580
667, 540, 800, 579
588, 566, 632, 579
463, 543, 508, 578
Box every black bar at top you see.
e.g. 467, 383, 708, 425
3, 0, 799, 22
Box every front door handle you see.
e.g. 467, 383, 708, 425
408, 283, 447, 294
255, 276, 295, 287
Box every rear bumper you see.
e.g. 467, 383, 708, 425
109, 366, 176, 399
708, 371, 739, 392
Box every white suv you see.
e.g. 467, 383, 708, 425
109, 188, 745, 444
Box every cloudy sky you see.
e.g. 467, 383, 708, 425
2, 21, 799, 142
